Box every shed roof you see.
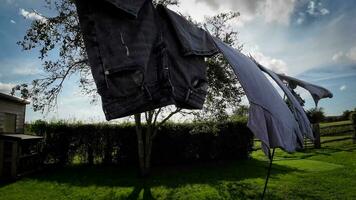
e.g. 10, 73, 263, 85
0, 92, 30, 105
0, 133, 43, 141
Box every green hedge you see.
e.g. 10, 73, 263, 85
351, 112, 356, 124
29, 120, 254, 166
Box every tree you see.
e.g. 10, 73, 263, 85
306, 107, 326, 123
233, 105, 249, 117
341, 110, 352, 121
13, 0, 243, 176
195, 12, 244, 121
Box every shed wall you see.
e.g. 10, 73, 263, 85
0, 99, 26, 133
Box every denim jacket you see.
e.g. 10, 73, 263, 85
75, 0, 217, 120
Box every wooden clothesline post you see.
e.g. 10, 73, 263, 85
351, 113, 356, 144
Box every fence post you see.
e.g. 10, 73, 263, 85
313, 123, 321, 148
351, 113, 356, 144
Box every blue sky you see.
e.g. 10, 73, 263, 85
0, 0, 355, 122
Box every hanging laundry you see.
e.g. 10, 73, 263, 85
212, 37, 304, 156
75, 0, 332, 157
256, 65, 314, 141
75, 0, 217, 120
277, 74, 333, 107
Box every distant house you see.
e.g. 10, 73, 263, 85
0, 92, 29, 134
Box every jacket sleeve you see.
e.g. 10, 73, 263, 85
157, 5, 218, 56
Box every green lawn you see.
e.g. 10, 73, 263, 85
320, 120, 352, 128
1, 137, 356, 200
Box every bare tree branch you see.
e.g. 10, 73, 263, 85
157, 108, 181, 128
153, 107, 162, 126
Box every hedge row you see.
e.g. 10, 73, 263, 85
29, 120, 254, 166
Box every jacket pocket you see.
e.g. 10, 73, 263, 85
192, 78, 208, 94
104, 63, 144, 98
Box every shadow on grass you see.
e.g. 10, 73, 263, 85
5, 158, 294, 199
23, 159, 296, 188
0, 159, 296, 200
0, 157, 315, 200
126, 182, 155, 200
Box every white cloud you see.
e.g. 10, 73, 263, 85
195, 0, 297, 26
249, 49, 288, 74
332, 47, 356, 63
320, 8, 330, 15
332, 51, 344, 62
296, 17, 304, 25
19, 8, 47, 23
306, 1, 316, 15
170, 0, 217, 23
234, 14, 254, 27
295, 12, 306, 25
44, 91, 108, 123
10, 19, 16, 24
306, 1, 330, 16
339, 85, 346, 91
346, 46, 356, 62
12, 65, 41, 75
262, 0, 296, 25
0, 82, 16, 94
0, 58, 42, 77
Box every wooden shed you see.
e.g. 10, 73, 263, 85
0, 93, 43, 180
0, 92, 29, 134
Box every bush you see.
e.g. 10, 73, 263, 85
29, 120, 254, 166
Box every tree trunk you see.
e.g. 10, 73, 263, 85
135, 114, 147, 176
144, 128, 156, 175
313, 123, 321, 149
134, 108, 179, 177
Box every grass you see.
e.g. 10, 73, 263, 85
1, 137, 356, 200
319, 120, 352, 128
319, 120, 354, 136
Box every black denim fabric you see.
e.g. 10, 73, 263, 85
75, 0, 217, 120
104, 0, 147, 17
157, 5, 218, 56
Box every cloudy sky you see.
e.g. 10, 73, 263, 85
0, 0, 355, 122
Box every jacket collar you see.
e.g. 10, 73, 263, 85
104, 0, 147, 17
